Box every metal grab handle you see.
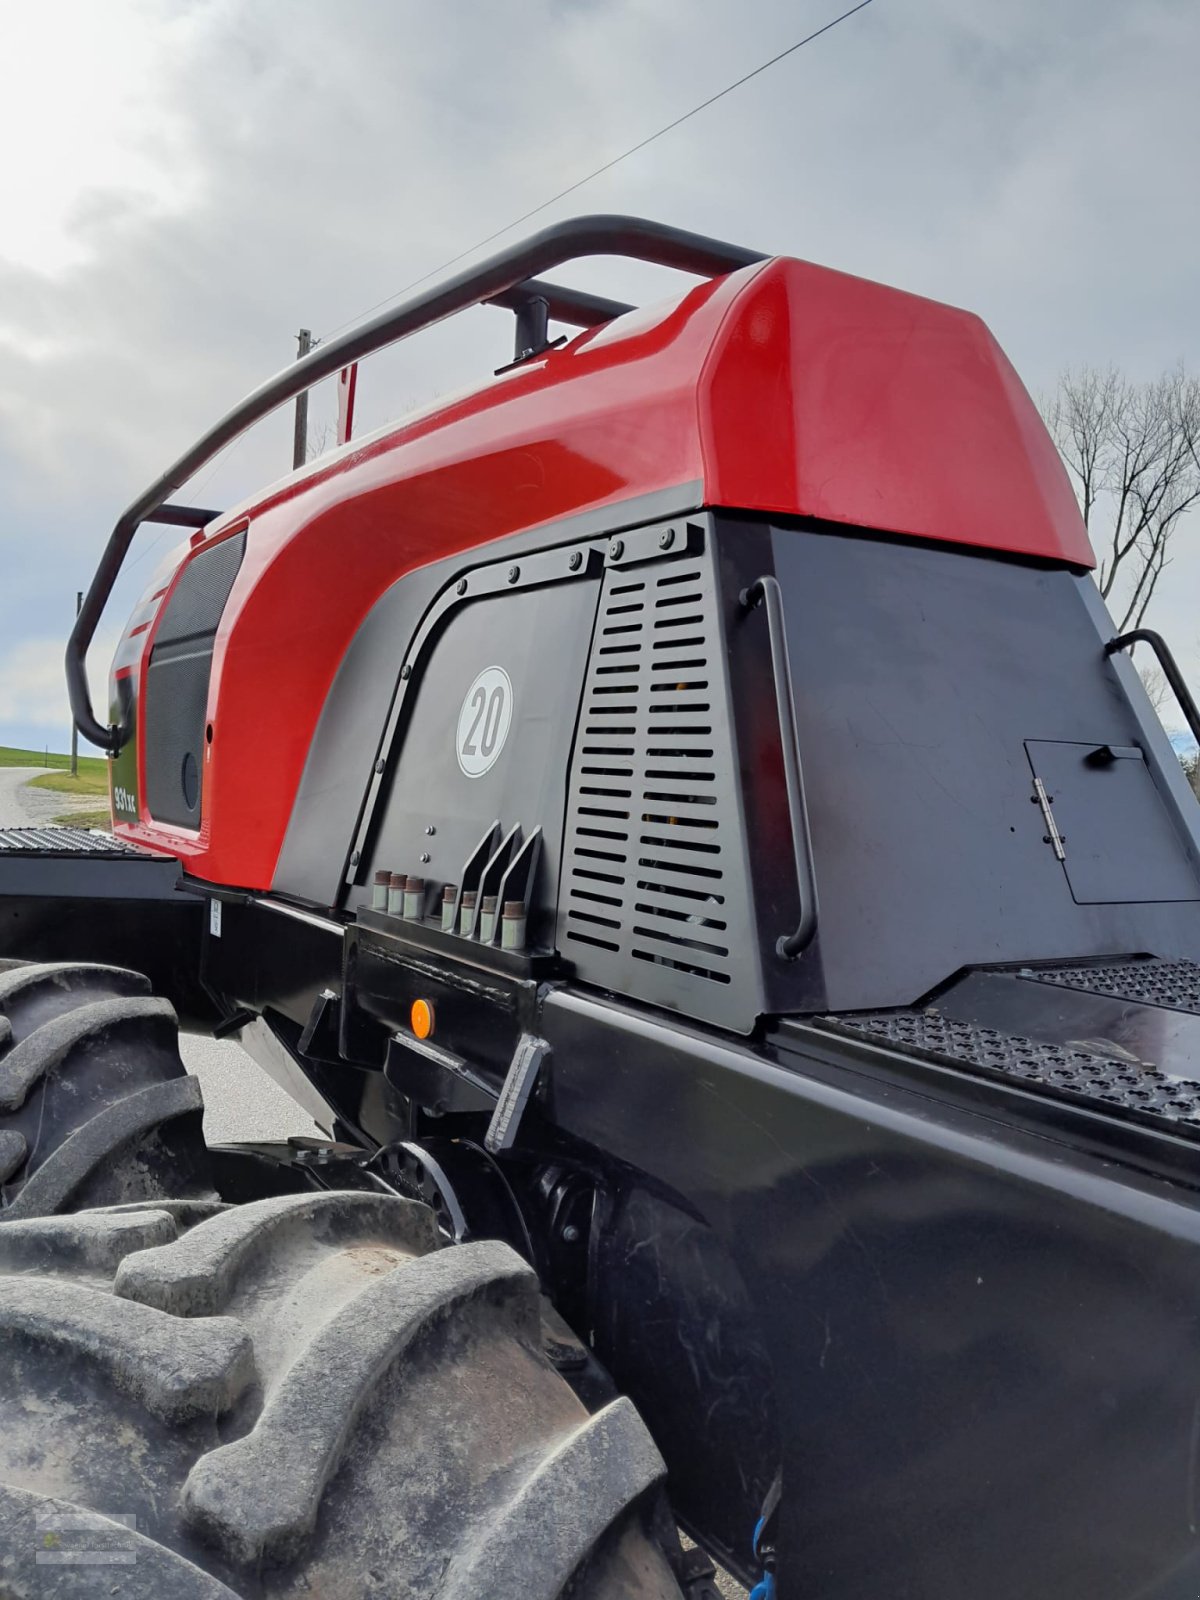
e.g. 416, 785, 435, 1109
67, 214, 766, 752
741, 575, 818, 959
1106, 629, 1200, 750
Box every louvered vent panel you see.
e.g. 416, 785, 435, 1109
559, 543, 760, 1029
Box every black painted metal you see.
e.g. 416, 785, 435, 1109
740, 575, 817, 958
143, 529, 246, 827
487, 276, 635, 330
67, 216, 763, 750
384, 1032, 497, 1116
0, 840, 178, 897
343, 907, 547, 1091
281, 512, 1200, 1029
509, 290, 550, 361
0, 846, 213, 1024
20, 835, 1200, 1596
356, 551, 603, 950
537, 982, 1200, 1598
1108, 627, 1200, 749
1025, 737, 1200, 904
344, 538, 603, 893
143, 502, 221, 528
557, 527, 766, 1029
769, 525, 1200, 1011
200, 895, 344, 1040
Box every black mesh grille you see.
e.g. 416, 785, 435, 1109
150, 533, 246, 655
558, 542, 760, 1029
144, 531, 245, 827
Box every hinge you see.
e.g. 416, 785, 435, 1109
1032, 777, 1066, 861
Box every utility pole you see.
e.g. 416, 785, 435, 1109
69, 590, 82, 777
293, 328, 312, 470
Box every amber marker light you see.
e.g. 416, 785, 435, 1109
411, 998, 435, 1039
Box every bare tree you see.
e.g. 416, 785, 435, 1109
306, 420, 333, 459
1138, 664, 1170, 712
1042, 366, 1200, 631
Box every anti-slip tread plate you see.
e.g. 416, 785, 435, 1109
0, 827, 147, 857
818, 1006, 1200, 1132
1027, 958, 1200, 1015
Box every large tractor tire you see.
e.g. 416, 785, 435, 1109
0, 961, 212, 1219
0, 1190, 683, 1597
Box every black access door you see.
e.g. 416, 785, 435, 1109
1025, 739, 1200, 904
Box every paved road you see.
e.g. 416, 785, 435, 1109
0, 765, 105, 827
180, 1031, 321, 1144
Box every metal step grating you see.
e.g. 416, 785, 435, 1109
819, 1007, 1200, 1134
0, 827, 147, 858
1027, 958, 1200, 1015
558, 540, 759, 1029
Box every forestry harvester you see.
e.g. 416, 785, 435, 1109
2, 215, 1200, 1599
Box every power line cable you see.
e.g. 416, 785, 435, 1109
159, 1, 874, 516
318, 0, 876, 343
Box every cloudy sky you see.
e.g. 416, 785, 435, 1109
1, 0, 1197, 753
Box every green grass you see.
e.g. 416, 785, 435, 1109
0, 744, 107, 777
0, 744, 110, 822
54, 809, 112, 830
27, 767, 109, 798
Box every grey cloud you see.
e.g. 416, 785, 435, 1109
1, 0, 1198, 743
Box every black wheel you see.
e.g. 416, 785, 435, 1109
0, 1191, 682, 1597
0, 961, 212, 1218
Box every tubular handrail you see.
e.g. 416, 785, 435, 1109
741, 575, 819, 959
67, 214, 766, 751
1106, 629, 1200, 751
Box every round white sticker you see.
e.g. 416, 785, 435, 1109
456, 666, 514, 778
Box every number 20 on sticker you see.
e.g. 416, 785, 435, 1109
456, 666, 513, 778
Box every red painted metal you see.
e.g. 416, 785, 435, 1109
336, 364, 358, 447
111, 255, 1092, 888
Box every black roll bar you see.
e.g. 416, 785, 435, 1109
1107, 629, 1200, 751
67, 215, 766, 752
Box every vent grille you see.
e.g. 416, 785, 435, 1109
559, 542, 759, 1029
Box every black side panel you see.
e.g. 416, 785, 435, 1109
0, 840, 212, 1026
364, 576, 601, 949
543, 985, 1200, 1600
770, 525, 1200, 1012
143, 531, 245, 827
